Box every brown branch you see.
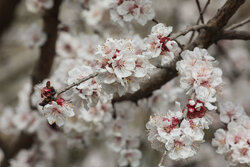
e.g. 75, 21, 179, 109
112, 66, 178, 103
152, 18, 159, 24
2, 1, 63, 166
31, 0, 62, 87
57, 72, 98, 97
0, 133, 35, 167
189, 0, 246, 49
220, 30, 250, 40
227, 17, 250, 30
0, 0, 21, 37
171, 24, 209, 39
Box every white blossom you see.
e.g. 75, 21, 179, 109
118, 149, 142, 167
21, 23, 47, 48
42, 99, 75, 127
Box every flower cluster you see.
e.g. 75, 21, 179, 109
146, 47, 222, 160
39, 81, 75, 127
212, 101, 250, 166
96, 38, 154, 96
110, 0, 155, 26
107, 101, 142, 167
81, 1, 111, 27
176, 47, 223, 110
146, 101, 212, 160
26, 0, 54, 13
144, 23, 181, 66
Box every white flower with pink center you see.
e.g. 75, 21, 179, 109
135, 0, 155, 25
212, 129, 229, 154
212, 102, 250, 166
118, 149, 142, 167
117, 1, 139, 22
21, 23, 47, 48
219, 101, 245, 123
144, 23, 180, 66
43, 99, 75, 127
176, 47, 223, 111
56, 32, 80, 58
110, 0, 155, 26
96, 38, 154, 96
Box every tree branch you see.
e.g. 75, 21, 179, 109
113, 65, 178, 103
171, 24, 209, 39
189, 0, 246, 49
220, 30, 250, 40
226, 17, 250, 30
57, 72, 98, 97
195, 0, 204, 24
0, 0, 21, 37
31, 0, 62, 87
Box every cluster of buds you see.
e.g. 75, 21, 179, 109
39, 81, 56, 107
183, 99, 206, 119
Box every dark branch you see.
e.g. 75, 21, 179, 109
31, 0, 62, 87
171, 24, 209, 39
195, 0, 204, 24
189, 0, 246, 49
220, 30, 250, 40
0, 0, 21, 37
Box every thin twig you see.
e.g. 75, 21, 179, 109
152, 18, 159, 24
158, 151, 167, 167
188, 0, 211, 43
57, 72, 98, 96
175, 39, 183, 51
170, 24, 209, 39
195, 0, 204, 24
227, 17, 250, 30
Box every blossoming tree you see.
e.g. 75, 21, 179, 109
0, 0, 250, 167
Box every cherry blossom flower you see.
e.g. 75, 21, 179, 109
42, 99, 75, 127
96, 38, 154, 96
218, 101, 245, 123
110, 0, 155, 26
81, 1, 110, 27
118, 149, 142, 167
176, 47, 223, 110
135, 0, 155, 25
212, 102, 250, 166
21, 23, 47, 48
144, 23, 180, 66
56, 32, 80, 58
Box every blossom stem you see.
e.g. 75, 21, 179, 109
152, 18, 159, 24
57, 72, 99, 97
158, 151, 167, 167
